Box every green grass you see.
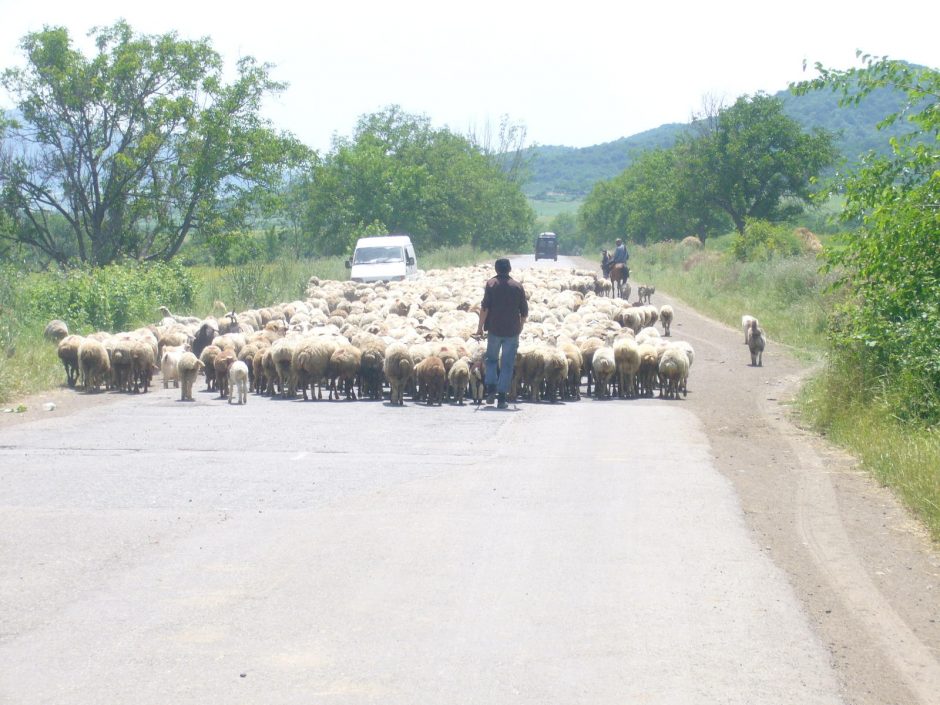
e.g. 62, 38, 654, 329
0, 329, 63, 405
798, 371, 940, 540
528, 197, 583, 219
630, 236, 836, 359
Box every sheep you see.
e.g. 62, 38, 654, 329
328, 343, 362, 400
591, 346, 616, 399
227, 360, 250, 405
57, 335, 84, 388
414, 355, 446, 406
613, 337, 640, 399
659, 305, 674, 337
658, 346, 689, 399
43, 319, 69, 343
213, 348, 237, 398
177, 352, 205, 401
742, 315, 758, 344
468, 347, 485, 405
270, 337, 298, 398
447, 357, 471, 405
78, 338, 110, 393
383, 342, 414, 406
541, 347, 569, 403
559, 341, 583, 400
130, 338, 157, 393
191, 321, 219, 359
110, 337, 135, 392
356, 334, 387, 401
636, 343, 660, 398
747, 320, 766, 367
161, 345, 187, 389
199, 345, 221, 392
292, 335, 337, 401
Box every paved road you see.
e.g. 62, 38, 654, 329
0, 318, 845, 703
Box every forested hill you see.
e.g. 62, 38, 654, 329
523, 79, 913, 198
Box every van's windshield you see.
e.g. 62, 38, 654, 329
353, 246, 404, 264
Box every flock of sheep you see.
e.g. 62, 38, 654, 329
43, 263, 770, 408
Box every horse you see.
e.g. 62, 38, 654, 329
601, 249, 629, 299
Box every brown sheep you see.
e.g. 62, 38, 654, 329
177, 352, 205, 401
57, 335, 84, 388
414, 355, 446, 406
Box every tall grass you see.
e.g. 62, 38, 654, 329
630, 237, 837, 358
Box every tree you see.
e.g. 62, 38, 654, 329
0, 21, 312, 266
301, 106, 534, 255
679, 93, 837, 234
793, 56, 940, 421
579, 147, 723, 247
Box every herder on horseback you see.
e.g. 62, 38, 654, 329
602, 238, 630, 298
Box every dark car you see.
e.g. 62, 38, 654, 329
535, 232, 558, 261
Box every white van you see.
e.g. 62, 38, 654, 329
345, 235, 418, 283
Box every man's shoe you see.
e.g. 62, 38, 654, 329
496, 393, 508, 409
485, 385, 496, 405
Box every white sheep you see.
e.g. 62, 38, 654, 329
658, 346, 689, 399
227, 360, 249, 405
161, 345, 187, 389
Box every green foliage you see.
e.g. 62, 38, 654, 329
299, 105, 534, 257
729, 220, 804, 261
14, 261, 195, 332
579, 148, 723, 248
794, 55, 940, 424
680, 94, 838, 234
0, 20, 312, 265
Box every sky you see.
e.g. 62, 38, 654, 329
1, 0, 937, 153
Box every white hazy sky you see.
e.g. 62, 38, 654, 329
1, 0, 937, 153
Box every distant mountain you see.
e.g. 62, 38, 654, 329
523, 80, 914, 198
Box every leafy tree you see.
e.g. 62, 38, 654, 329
301, 106, 534, 255
793, 55, 940, 421
0, 21, 312, 266
579, 147, 723, 247
680, 93, 837, 234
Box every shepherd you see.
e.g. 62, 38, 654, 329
601, 238, 630, 299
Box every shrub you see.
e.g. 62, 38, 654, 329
730, 220, 804, 262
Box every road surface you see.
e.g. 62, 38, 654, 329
0, 255, 937, 704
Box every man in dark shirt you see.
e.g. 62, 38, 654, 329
476, 258, 528, 409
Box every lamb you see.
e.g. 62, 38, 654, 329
742, 315, 758, 344
447, 357, 471, 405
659, 305, 674, 337
78, 338, 110, 393
414, 355, 446, 406
746, 319, 766, 367
383, 342, 414, 406
57, 335, 84, 388
43, 319, 69, 343
177, 352, 205, 401
227, 360, 250, 405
